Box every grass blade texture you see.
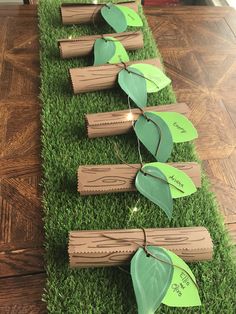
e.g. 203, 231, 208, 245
39, 1, 236, 313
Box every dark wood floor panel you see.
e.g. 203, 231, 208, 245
0, 273, 46, 314
0, 5, 45, 312
0, 248, 44, 278
144, 6, 236, 228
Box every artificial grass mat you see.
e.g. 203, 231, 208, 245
39, 1, 236, 313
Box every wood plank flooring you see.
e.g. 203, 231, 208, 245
0, 5, 46, 313
0, 4, 235, 313
144, 6, 236, 239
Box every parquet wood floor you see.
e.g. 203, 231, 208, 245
144, 6, 236, 241
0, 4, 235, 313
0, 5, 46, 313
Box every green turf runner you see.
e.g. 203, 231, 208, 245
39, 1, 236, 313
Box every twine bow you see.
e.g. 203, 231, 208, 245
102, 228, 198, 288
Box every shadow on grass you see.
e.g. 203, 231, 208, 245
60, 172, 78, 195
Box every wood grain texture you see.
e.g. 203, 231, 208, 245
59, 31, 143, 59
60, 1, 138, 25
0, 5, 45, 312
0, 273, 46, 313
144, 6, 236, 240
0, 248, 44, 278
78, 162, 201, 195
86, 102, 190, 138
69, 227, 213, 267
70, 58, 162, 94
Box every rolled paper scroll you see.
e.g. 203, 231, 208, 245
86, 103, 190, 138
69, 227, 213, 268
58, 31, 143, 59
77, 162, 201, 195
60, 1, 138, 25
69, 58, 162, 94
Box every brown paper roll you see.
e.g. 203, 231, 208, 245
86, 103, 190, 138
60, 2, 138, 25
69, 58, 162, 94
58, 31, 143, 59
69, 227, 213, 268
77, 162, 201, 195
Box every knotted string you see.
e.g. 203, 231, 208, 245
114, 142, 141, 170
102, 228, 198, 288
115, 61, 160, 91
114, 96, 185, 194
91, 1, 117, 29
114, 141, 184, 194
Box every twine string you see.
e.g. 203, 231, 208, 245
114, 143, 141, 170
115, 61, 160, 91
126, 97, 184, 194
83, 0, 193, 288
140, 168, 185, 193
102, 228, 198, 288
113, 139, 184, 193
113, 142, 182, 192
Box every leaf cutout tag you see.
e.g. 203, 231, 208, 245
153, 112, 198, 143
93, 38, 116, 66
116, 5, 143, 27
130, 64, 171, 93
134, 112, 173, 162
135, 164, 173, 218
148, 162, 197, 198
118, 66, 147, 108
162, 248, 201, 307
101, 3, 127, 33
106, 37, 129, 64
131, 246, 173, 314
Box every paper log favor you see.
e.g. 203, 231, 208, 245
70, 58, 162, 94
86, 103, 190, 138
59, 31, 143, 59
60, 1, 138, 25
69, 227, 213, 268
78, 162, 201, 195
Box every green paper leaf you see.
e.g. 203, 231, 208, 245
153, 112, 198, 143
118, 66, 147, 108
93, 38, 116, 66
148, 162, 197, 198
130, 64, 171, 93
162, 248, 201, 307
135, 164, 173, 218
131, 246, 173, 314
101, 3, 127, 33
116, 5, 143, 27
106, 37, 129, 64
134, 112, 173, 162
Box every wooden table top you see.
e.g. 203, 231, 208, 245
0, 4, 235, 313
144, 5, 236, 234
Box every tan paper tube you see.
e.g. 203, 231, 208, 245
58, 31, 143, 59
86, 103, 190, 138
69, 58, 162, 94
69, 227, 213, 268
60, 2, 138, 25
77, 162, 201, 195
